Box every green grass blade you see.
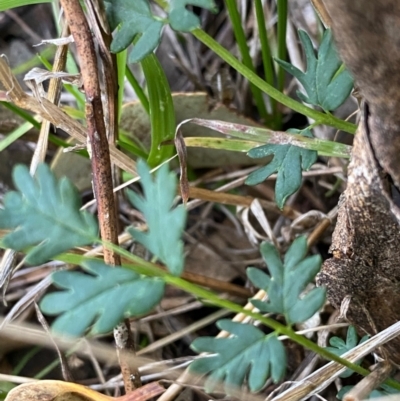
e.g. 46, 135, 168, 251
225, 0, 268, 121
0, 0, 51, 11
117, 136, 149, 159
126, 67, 150, 114
11, 47, 55, 75
0, 121, 34, 152
276, 0, 288, 93
183, 119, 351, 158
141, 54, 175, 166
184, 137, 262, 153
116, 49, 127, 122
0, 103, 40, 128
254, 0, 277, 121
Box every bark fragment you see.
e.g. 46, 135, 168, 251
317, 0, 400, 364
317, 105, 400, 363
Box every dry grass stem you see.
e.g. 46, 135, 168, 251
343, 362, 393, 401
0, 57, 136, 176
270, 320, 400, 401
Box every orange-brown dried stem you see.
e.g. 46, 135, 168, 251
60, 0, 138, 391
59, 0, 120, 265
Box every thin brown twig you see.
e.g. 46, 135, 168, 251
58, 0, 141, 392
59, 0, 120, 265
84, 0, 141, 389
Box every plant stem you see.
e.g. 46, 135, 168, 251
60, 0, 141, 392
58, 0, 121, 264
225, 0, 269, 121
254, 0, 277, 122
0, 102, 40, 128
276, 0, 288, 93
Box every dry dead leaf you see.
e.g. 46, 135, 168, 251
24, 68, 82, 88
33, 35, 75, 47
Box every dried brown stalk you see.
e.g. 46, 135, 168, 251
58, 0, 144, 391
82, 0, 140, 389
343, 362, 393, 401
59, 0, 120, 265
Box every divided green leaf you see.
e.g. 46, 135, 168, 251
127, 160, 186, 276
325, 326, 368, 378
247, 236, 325, 325
105, 0, 217, 62
275, 29, 353, 111
105, 0, 165, 63
168, 0, 218, 31
190, 320, 286, 393
0, 164, 98, 265
245, 128, 317, 208
40, 259, 165, 337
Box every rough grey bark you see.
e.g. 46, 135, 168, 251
317, 0, 400, 363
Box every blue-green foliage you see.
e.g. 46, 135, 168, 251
127, 160, 186, 276
246, 128, 317, 208
40, 259, 165, 336
0, 164, 98, 265
325, 326, 368, 378
105, 0, 164, 63
275, 29, 353, 111
190, 320, 286, 393
105, 0, 217, 63
248, 236, 325, 325
190, 237, 324, 393
169, 0, 218, 31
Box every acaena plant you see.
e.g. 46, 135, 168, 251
0, 162, 389, 394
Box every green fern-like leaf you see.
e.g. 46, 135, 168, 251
127, 160, 186, 276
40, 259, 165, 336
0, 164, 98, 265
247, 236, 325, 325
105, 0, 164, 63
190, 320, 286, 393
325, 326, 368, 378
246, 128, 317, 208
105, 0, 217, 62
275, 29, 353, 111
168, 0, 218, 32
